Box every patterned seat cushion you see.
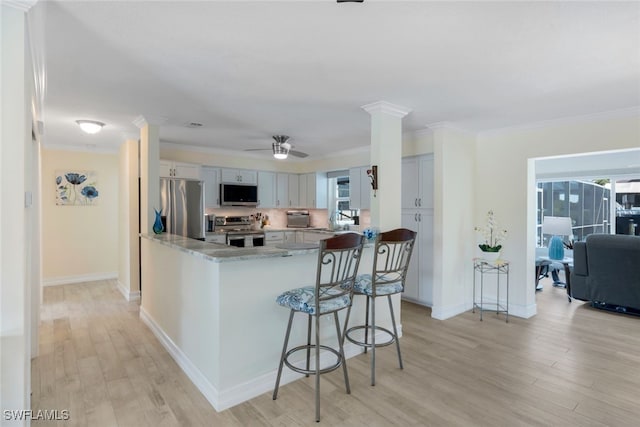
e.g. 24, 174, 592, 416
349, 274, 404, 296
276, 286, 351, 315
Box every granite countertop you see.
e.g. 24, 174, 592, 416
141, 233, 320, 263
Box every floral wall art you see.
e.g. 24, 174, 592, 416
55, 171, 100, 205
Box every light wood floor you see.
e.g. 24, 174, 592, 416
32, 279, 640, 426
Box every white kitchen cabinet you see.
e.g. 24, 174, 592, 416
201, 166, 220, 209
288, 174, 299, 208
298, 174, 309, 208
258, 171, 277, 208
160, 160, 201, 179
276, 173, 289, 208
221, 168, 257, 184
401, 154, 434, 307
302, 231, 330, 244
205, 234, 227, 244
349, 166, 371, 210
275, 173, 299, 208
284, 231, 296, 244
402, 155, 433, 209
401, 210, 434, 306
299, 173, 328, 209
264, 231, 284, 247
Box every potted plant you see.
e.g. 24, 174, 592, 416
475, 210, 507, 261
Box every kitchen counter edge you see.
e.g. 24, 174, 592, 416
141, 233, 319, 263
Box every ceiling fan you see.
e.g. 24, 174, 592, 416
244, 135, 309, 159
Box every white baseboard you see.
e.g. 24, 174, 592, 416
508, 302, 537, 319
42, 272, 117, 287
139, 307, 221, 409
401, 296, 432, 307
117, 280, 141, 302
431, 302, 469, 320
139, 307, 400, 412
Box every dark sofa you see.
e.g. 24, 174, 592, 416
570, 234, 640, 314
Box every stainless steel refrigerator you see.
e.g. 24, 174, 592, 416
160, 178, 205, 240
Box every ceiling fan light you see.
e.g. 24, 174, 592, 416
76, 120, 105, 134
273, 140, 289, 159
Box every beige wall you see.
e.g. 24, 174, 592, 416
41, 149, 119, 284
476, 113, 640, 317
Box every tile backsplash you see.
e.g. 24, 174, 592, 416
205, 208, 370, 230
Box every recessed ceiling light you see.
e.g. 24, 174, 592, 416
76, 120, 105, 134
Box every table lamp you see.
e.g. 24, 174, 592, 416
542, 216, 572, 260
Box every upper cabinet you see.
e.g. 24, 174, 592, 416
221, 168, 258, 184
169, 164, 328, 210
160, 160, 201, 179
276, 173, 289, 208
300, 173, 328, 209
201, 166, 221, 209
401, 156, 433, 209
257, 171, 277, 208
349, 166, 371, 210
288, 174, 300, 208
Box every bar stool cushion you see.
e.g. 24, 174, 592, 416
349, 274, 404, 296
276, 286, 351, 315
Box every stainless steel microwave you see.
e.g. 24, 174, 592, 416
220, 183, 258, 206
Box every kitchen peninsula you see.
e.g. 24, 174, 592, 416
139, 233, 398, 412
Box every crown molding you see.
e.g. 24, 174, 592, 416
479, 106, 640, 138
3, 0, 38, 12
409, 127, 434, 138
133, 115, 168, 128
361, 101, 411, 118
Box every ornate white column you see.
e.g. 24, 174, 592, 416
361, 101, 411, 231
134, 115, 165, 234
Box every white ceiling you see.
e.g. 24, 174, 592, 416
36, 1, 640, 158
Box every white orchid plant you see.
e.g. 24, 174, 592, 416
475, 210, 508, 252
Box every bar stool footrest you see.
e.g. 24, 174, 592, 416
283, 344, 343, 376
345, 325, 396, 349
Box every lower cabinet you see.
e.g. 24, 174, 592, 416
401, 209, 434, 306
301, 231, 328, 244
205, 234, 227, 245
284, 231, 296, 244
264, 231, 284, 247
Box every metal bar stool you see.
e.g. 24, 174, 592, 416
343, 228, 417, 386
273, 233, 365, 422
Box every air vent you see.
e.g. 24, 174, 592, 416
184, 122, 203, 128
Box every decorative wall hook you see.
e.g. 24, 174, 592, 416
366, 165, 378, 197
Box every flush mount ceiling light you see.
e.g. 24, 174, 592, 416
76, 120, 105, 134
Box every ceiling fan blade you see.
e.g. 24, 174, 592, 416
289, 150, 308, 158
244, 148, 271, 152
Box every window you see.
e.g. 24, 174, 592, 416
336, 177, 350, 211
537, 179, 611, 245
328, 175, 358, 228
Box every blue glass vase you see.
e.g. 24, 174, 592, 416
153, 209, 164, 234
